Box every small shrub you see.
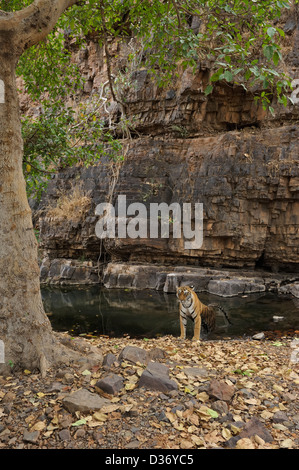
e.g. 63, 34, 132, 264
46, 185, 91, 223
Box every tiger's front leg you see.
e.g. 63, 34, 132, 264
179, 313, 187, 340
192, 314, 201, 341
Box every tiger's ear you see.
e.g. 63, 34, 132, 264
190, 285, 194, 290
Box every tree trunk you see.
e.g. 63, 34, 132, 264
0, 0, 89, 375
0, 53, 59, 374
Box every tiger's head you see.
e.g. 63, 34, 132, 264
176, 285, 195, 301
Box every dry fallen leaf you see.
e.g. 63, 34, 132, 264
197, 391, 209, 402
93, 412, 107, 422
173, 422, 185, 431
188, 413, 199, 426
197, 406, 212, 421
191, 435, 205, 446
124, 383, 137, 391
254, 435, 266, 446
281, 439, 294, 449
46, 423, 59, 432
261, 410, 273, 420
222, 427, 232, 440
236, 438, 255, 449
25, 414, 35, 424
204, 429, 223, 445
101, 404, 120, 414
165, 412, 176, 423
244, 398, 259, 405
87, 420, 103, 428
180, 438, 194, 449
119, 404, 133, 413
31, 421, 46, 432
230, 424, 242, 435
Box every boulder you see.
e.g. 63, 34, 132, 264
278, 282, 299, 298
208, 379, 236, 402
225, 416, 273, 447
118, 345, 149, 365
210, 400, 229, 416
95, 374, 124, 395
138, 361, 178, 393
102, 352, 118, 369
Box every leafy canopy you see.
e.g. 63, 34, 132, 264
0, 0, 295, 199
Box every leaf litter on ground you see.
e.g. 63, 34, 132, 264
0, 332, 298, 449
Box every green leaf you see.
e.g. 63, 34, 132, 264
273, 50, 281, 66
263, 45, 274, 60
245, 69, 252, 81
211, 69, 223, 82
223, 70, 233, 82
207, 408, 219, 418
204, 84, 213, 95
277, 28, 285, 37
267, 26, 276, 38
71, 419, 87, 427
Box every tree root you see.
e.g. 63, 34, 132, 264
39, 332, 104, 377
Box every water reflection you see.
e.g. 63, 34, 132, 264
41, 286, 299, 339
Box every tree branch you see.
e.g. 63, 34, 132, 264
0, 0, 80, 55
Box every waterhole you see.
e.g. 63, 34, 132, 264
42, 286, 299, 340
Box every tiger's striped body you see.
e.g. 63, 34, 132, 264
176, 285, 230, 341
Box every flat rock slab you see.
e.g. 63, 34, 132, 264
138, 361, 178, 393
207, 278, 265, 297
62, 388, 110, 413
183, 367, 208, 378
23, 430, 40, 444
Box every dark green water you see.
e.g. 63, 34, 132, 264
41, 286, 299, 339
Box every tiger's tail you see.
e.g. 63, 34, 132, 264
208, 304, 233, 325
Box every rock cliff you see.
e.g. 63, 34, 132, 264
35, 11, 299, 289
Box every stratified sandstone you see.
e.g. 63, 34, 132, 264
39, 125, 299, 273
36, 10, 299, 280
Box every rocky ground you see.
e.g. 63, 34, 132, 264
0, 332, 298, 450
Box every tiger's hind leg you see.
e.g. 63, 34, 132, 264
192, 314, 201, 341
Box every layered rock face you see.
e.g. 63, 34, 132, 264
38, 12, 299, 283
39, 125, 299, 274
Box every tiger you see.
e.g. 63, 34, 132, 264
176, 285, 232, 341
